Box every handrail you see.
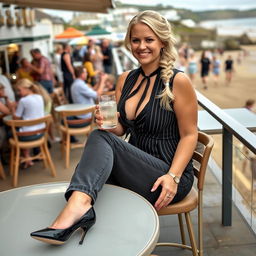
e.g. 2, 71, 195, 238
112, 47, 123, 76
119, 46, 138, 66
196, 91, 256, 154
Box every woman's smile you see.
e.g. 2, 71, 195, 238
130, 23, 164, 69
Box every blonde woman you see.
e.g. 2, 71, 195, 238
31, 11, 198, 245
12, 79, 45, 168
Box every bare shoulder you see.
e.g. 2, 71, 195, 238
172, 72, 194, 94
116, 70, 130, 92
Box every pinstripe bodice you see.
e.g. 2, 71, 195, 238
118, 67, 190, 167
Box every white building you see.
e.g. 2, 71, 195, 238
0, 4, 64, 75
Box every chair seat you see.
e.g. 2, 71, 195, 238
60, 125, 91, 135
157, 187, 198, 216
9, 137, 45, 149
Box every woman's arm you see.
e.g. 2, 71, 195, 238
152, 72, 198, 210
0, 101, 10, 115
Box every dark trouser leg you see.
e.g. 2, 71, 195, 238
65, 130, 193, 205
63, 74, 73, 103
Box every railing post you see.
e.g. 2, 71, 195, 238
222, 128, 233, 226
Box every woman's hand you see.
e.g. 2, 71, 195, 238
94, 105, 103, 128
94, 105, 119, 133
151, 174, 178, 211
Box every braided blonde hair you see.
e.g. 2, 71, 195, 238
124, 10, 177, 110
16, 78, 40, 94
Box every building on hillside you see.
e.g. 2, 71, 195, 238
0, 4, 64, 75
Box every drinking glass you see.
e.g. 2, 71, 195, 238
98, 94, 117, 129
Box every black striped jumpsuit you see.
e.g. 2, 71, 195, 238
65, 67, 194, 205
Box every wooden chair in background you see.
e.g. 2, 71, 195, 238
52, 87, 68, 106
102, 90, 115, 96
58, 106, 95, 168
0, 158, 6, 180
5, 115, 56, 187
156, 131, 214, 256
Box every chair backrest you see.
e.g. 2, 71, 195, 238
102, 90, 116, 96
60, 106, 95, 129
53, 87, 68, 106
5, 115, 52, 144
192, 131, 214, 191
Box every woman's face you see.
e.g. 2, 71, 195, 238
130, 23, 164, 68
17, 86, 30, 97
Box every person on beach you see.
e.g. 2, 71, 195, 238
187, 49, 198, 83
212, 55, 221, 86
200, 50, 211, 89
30, 10, 198, 245
225, 55, 234, 85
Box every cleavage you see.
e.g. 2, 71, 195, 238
125, 74, 156, 120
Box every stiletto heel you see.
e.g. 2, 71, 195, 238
31, 207, 96, 245
79, 218, 96, 245
79, 228, 88, 245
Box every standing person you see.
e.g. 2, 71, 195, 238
176, 52, 187, 73
83, 51, 97, 86
187, 49, 197, 83
17, 58, 34, 81
91, 45, 104, 73
200, 50, 211, 89
9, 51, 20, 74
61, 43, 75, 103
30, 10, 198, 245
53, 44, 63, 87
12, 79, 45, 168
101, 39, 113, 74
29, 48, 55, 95
212, 55, 221, 87
225, 55, 234, 85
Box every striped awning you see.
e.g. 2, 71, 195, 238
0, 0, 115, 13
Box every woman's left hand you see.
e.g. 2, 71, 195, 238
151, 174, 178, 211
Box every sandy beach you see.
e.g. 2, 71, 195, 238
194, 45, 256, 109
194, 45, 256, 207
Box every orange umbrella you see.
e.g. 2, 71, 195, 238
55, 27, 84, 39
69, 36, 89, 45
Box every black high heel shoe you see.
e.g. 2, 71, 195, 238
30, 207, 96, 245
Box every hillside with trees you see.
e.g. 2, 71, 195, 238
115, 2, 256, 22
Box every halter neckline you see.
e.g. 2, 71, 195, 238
140, 67, 161, 78
126, 66, 161, 117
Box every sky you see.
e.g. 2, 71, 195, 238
44, 0, 256, 21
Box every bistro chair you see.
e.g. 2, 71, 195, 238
156, 131, 214, 256
5, 115, 56, 187
58, 106, 95, 168
103, 90, 116, 96
52, 87, 68, 106
0, 157, 6, 179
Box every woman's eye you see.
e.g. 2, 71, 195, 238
131, 39, 139, 43
146, 38, 154, 43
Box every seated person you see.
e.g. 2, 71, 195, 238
103, 74, 116, 92
12, 79, 45, 168
69, 66, 107, 128
0, 83, 14, 155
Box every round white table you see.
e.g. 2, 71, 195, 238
0, 183, 159, 256
54, 104, 94, 112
